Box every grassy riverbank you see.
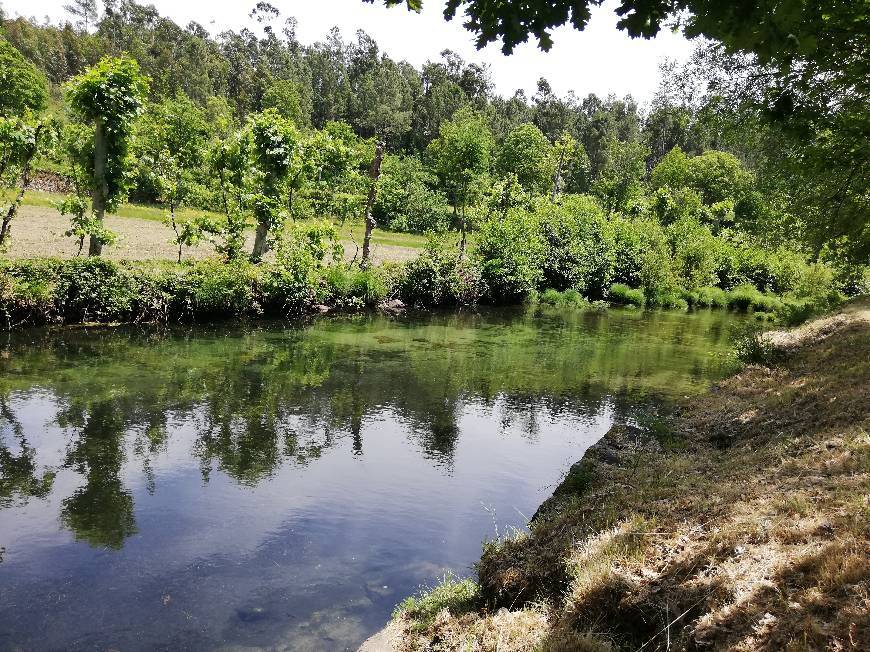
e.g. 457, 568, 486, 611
383, 300, 869, 651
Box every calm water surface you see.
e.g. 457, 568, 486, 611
0, 307, 741, 650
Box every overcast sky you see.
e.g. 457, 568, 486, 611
2, 0, 696, 104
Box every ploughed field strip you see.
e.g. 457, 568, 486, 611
5, 205, 419, 264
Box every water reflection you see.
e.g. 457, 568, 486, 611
0, 307, 740, 650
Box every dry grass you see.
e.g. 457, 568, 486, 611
389, 305, 870, 651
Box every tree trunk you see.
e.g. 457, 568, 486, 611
551, 148, 566, 202
89, 119, 109, 256
459, 203, 467, 259
361, 141, 384, 268
251, 221, 270, 261
0, 124, 42, 248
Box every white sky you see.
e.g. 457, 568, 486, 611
2, 0, 696, 104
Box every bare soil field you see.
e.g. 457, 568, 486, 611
3, 206, 420, 264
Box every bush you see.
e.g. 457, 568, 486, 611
400, 236, 483, 307
395, 574, 479, 630
537, 195, 615, 297
646, 287, 689, 310
54, 257, 140, 322
610, 216, 675, 300
373, 155, 450, 233
726, 284, 783, 313
475, 208, 546, 303
322, 265, 390, 308
608, 283, 645, 307
696, 286, 729, 308
537, 288, 588, 308
666, 216, 719, 290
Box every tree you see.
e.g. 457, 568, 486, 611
551, 132, 590, 200
373, 1, 866, 63
137, 95, 212, 262
496, 122, 554, 195
427, 106, 493, 255
592, 138, 649, 214
65, 56, 149, 256
64, 0, 99, 31
0, 39, 48, 117
0, 40, 50, 248
248, 108, 310, 260
0, 118, 49, 248
261, 79, 308, 126
361, 141, 384, 267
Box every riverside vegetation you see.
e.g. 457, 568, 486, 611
0, 3, 868, 651
0, 3, 867, 328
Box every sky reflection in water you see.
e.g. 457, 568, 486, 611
0, 307, 740, 650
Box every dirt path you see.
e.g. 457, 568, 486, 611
3, 206, 419, 264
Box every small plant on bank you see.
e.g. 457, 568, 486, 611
394, 573, 479, 631
608, 283, 645, 308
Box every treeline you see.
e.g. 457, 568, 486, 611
0, 1, 866, 327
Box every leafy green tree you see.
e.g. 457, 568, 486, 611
475, 207, 545, 302
373, 154, 449, 232
496, 122, 554, 195
136, 95, 211, 261
65, 55, 149, 256
0, 39, 48, 117
262, 78, 309, 126
592, 138, 649, 213
532, 78, 576, 141
426, 106, 493, 255
209, 131, 251, 260
551, 131, 590, 199
537, 194, 614, 296
248, 108, 310, 260
0, 118, 49, 248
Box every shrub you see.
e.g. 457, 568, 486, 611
537, 288, 588, 308
373, 155, 450, 233
54, 257, 139, 322
475, 208, 546, 303
696, 286, 728, 308
726, 284, 783, 313
0, 258, 59, 326
175, 260, 260, 317
610, 216, 675, 300
608, 283, 645, 307
400, 236, 483, 307
666, 216, 719, 290
537, 195, 615, 297
394, 574, 479, 630
646, 287, 689, 310
322, 265, 390, 308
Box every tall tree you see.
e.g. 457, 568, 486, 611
65, 55, 149, 256
427, 106, 493, 255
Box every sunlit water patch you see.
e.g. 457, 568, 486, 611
0, 307, 741, 650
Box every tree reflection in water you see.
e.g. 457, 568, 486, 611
0, 307, 740, 549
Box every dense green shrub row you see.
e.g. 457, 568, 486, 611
0, 257, 395, 327
0, 193, 861, 328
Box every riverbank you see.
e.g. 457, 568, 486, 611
378, 300, 869, 651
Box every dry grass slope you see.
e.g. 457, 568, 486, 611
387, 301, 869, 651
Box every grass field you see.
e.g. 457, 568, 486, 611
4, 190, 435, 262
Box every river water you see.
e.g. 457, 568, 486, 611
0, 307, 741, 650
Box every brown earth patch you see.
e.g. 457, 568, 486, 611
4, 205, 418, 264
